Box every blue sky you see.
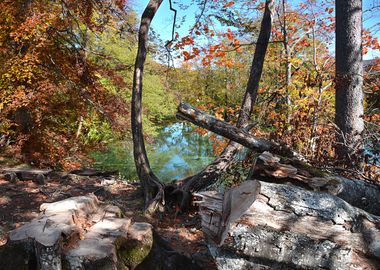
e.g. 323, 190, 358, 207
134, 0, 379, 59
134, 0, 197, 42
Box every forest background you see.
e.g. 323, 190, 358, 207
0, 0, 379, 181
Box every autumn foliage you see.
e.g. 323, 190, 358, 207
169, 0, 379, 180
0, 0, 129, 168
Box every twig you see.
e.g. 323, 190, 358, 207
317, 166, 374, 182
193, 0, 208, 31
168, 0, 177, 42
164, 0, 178, 68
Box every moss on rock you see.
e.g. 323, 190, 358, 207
117, 238, 153, 270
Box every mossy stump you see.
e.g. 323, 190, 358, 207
0, 195, 153, 270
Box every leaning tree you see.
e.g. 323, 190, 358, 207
131, 0, 165, 214
131, 0, 275, 214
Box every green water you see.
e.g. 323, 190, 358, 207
91, 123, 216, 181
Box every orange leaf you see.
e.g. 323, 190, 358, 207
223, 1, 235, 8
225, 28, 234, 41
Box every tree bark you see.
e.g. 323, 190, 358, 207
281, 0, 292, 121
236, 0, 274, 127
177, 102, 307, 162
179, 0, 275, 194
131, 0, 165, 214
335, 0, 364, 168
196, 181, 380, 269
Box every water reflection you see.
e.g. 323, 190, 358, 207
148, 123, 216, 181
91, 123, 216, 181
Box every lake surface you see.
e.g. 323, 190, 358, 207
148, 123, 216, 181
92, 123, 216, 181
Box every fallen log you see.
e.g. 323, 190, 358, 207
253, 152, 380, 215
1, 167, 52, 184
68, 168, 117, 177
196, 180, 380, 269
177, 102, 307, 162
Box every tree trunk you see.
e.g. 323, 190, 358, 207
179, 0, 275, 195
281, 0, 292, 123
236, 0, 274, 127
196, 181, 380, 269
335, 0, 364, 168
177, 102, 307, 162
131, 0, 165, 214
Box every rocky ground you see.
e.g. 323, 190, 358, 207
0, 169, 216, 269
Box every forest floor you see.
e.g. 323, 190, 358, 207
0, 170, 216, 269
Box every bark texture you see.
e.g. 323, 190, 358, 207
236, 0, 274, 127
335, 0, 364, 166
197, 181, 380, 269
252, 152, 380, 216
131, 0, 165, 214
